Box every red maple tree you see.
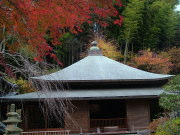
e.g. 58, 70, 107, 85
0, 0, 123, 64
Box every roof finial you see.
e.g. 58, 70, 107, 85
88, 41, 103, 56
91, 41, 98, 46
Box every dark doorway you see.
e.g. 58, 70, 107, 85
90, 99, 127, 129
90, 99, 126, 119
150, 99, 164, 121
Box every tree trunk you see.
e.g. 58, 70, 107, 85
124, 41, 129, 64
131, 43, 134, 57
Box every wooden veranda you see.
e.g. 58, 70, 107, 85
90, 118, 128, 132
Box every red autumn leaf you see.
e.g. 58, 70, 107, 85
0, 0, 123, 65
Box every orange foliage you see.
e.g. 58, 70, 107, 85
132, 50, 173, 74
149, 117, 169, 131
167, 47, 180, 74
0, 0, 123, 64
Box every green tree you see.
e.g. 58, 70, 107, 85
159, 75, 180, 113
142, 1, 178, 49
155, 118, 180, 135
121, 0, 144, 63
105, 0, 179, 55
174, 11, 180, 47
156, 75, 180, 135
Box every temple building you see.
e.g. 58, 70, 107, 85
0, 42, 172, 133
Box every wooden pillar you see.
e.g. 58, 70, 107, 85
65, 101, 89, 133
126, 99, 150, 131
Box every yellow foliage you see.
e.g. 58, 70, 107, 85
16, 78, 37, 94
95, 37, 123, 61
6, 77, 37, 94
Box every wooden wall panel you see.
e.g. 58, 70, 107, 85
126, 99, 150, 131
65, 100, 89, 133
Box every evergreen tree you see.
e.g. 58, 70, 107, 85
159, 75, 180, 115
141, 0, 178, 50
121, 0, 144, 63
105, 0, 179, 56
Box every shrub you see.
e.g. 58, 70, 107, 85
159, 75, 180, 112
131, 50, 172, 74
6, 77, 37, 94
149, 117, 169, 131
155, 118, 180, 135
15, 78, 37, 94
167, 47, 180, 75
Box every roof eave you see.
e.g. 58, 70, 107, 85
31, 76, 172, 84
0, 95, 160, 102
